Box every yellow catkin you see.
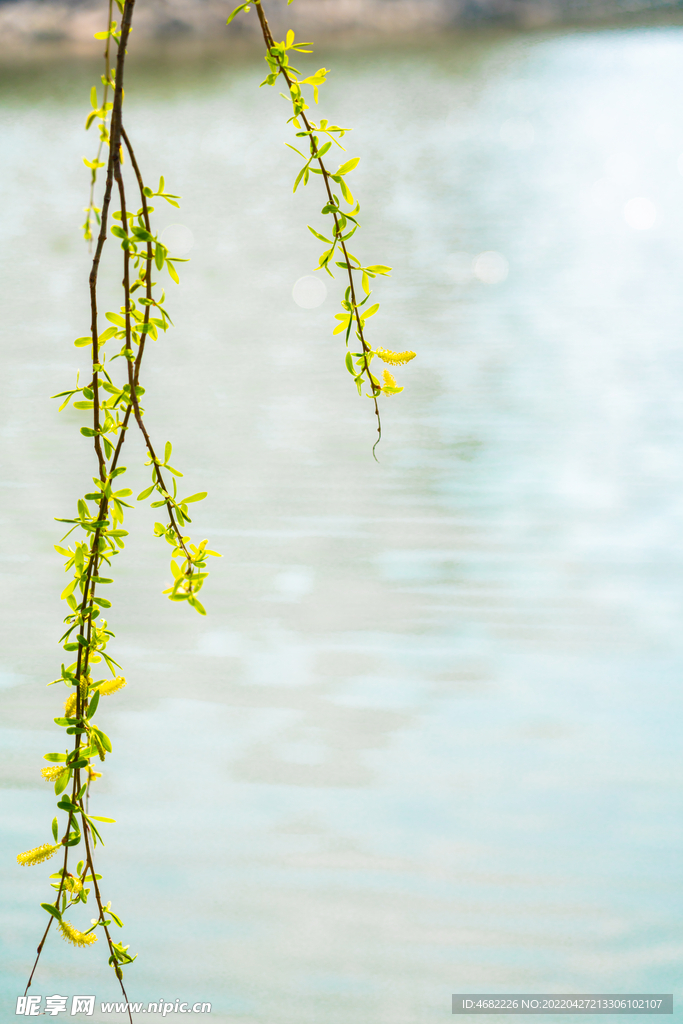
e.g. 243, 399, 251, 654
98, 676, 127, 697
375, 347, 416, 366
17, 843, 62, 867
382, 370, 398, 388
64, 876, 83, 895
58, 919, 97, 947
65, 678, 91, 718
41, 765, 68, 782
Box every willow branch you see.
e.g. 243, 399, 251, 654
254, 0, 382, 456
80, 803, 134, 1024
119, 126, 195, 569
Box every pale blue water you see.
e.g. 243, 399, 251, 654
0, 21, 682, 1024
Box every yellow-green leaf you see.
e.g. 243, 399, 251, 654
336, 157, 360, 176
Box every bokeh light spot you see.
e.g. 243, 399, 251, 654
160, 223, 194, 255
473, 251, 509, 284
292, 275, 327, 308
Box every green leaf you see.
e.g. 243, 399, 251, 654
89, 814, 116, 823
155, 243, 166, 271
74, 336, 92, 348
308, 226, 332, 243
339, 178, 354, 205
181, 492, 207, 503
51, 817, 59, 842
94, 728, 112, 753
164, 441, 172, 464
55, 771, 71, 795
188, 597, 206, 615
137, 484, 155, 500
101, 650, 122, 673
293, 165, 308, 193
87, 820, 105, 846
105, 313, 126, 327
333, 317, 352, 335
41, 903, 62, 921
227, 1, 251, 25
86, 689, 100, 719
336, 157, 360, 176
44, 753, 67, 762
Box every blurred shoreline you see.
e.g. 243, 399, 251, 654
0, 0, 682, 58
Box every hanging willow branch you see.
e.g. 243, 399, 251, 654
20, 0, 219, 1012
229, 0, 416, 459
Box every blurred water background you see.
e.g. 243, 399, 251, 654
1, 11, 683, 1023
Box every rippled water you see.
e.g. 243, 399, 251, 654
1, 21, 683, 1023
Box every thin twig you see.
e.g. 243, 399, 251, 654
85, 0, 114, 250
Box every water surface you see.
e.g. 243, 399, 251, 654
1, 23, 682, 1023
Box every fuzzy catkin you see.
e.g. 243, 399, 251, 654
58, 919, 97, 946
375, 347, 416, 366
98, 676, 127, 697
17, 843, 61, 867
